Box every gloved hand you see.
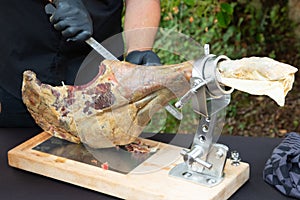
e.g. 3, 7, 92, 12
46, 0, 93, 42
125, 50, 161, 66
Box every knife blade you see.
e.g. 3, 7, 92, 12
85, 37, 118, 60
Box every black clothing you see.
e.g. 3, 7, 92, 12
0, 0, 123, 127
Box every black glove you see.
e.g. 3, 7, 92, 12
46, 0, 93, 42
125, 50, 161, 66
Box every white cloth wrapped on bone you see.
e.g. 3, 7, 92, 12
218, 57, 298, 106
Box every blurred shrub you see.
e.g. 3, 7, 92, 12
153, 0, 298, 133
158, 0, 296, 61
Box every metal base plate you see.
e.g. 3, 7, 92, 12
169, 162, 224, 187
33, 136, 157, 174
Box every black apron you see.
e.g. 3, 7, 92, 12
0, 0, 123, 127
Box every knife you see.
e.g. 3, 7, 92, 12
45, 4, 183, 120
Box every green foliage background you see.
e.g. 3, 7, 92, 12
148, 0, 300, 134
159, 0, 296, 61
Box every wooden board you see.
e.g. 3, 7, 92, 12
8, 132, 249, 200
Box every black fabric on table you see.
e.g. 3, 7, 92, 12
263, 132, 300, 199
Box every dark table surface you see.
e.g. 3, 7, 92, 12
0, 128, 297, 200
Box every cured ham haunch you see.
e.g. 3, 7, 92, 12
22, 60, 193, 148
22, 57, 297, 149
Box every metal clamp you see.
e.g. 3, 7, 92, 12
175, 54, 233, 117
169, 143, 229, 187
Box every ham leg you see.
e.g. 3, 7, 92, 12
22, 60, 193, 148
22, 57, 297, 148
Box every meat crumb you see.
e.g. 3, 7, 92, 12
91, 159, 98, 165
124, 140, 159, 154
101, 162, 109, 170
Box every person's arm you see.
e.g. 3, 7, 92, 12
124, 0, 161, 54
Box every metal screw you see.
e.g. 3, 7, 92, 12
195, 158, 212, 169
202, 125, 209, 133
230, 150, 241, 166
198, 135, 206, 143
216, 149, 224, 159
182, 171, 192, 178
205, 117, 211, 122
180, 149, 188, 156
207, 178, 216, 184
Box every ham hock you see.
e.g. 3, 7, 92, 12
22, 57, 297, 148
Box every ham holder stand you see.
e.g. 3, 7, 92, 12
8, 45, 249, 200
